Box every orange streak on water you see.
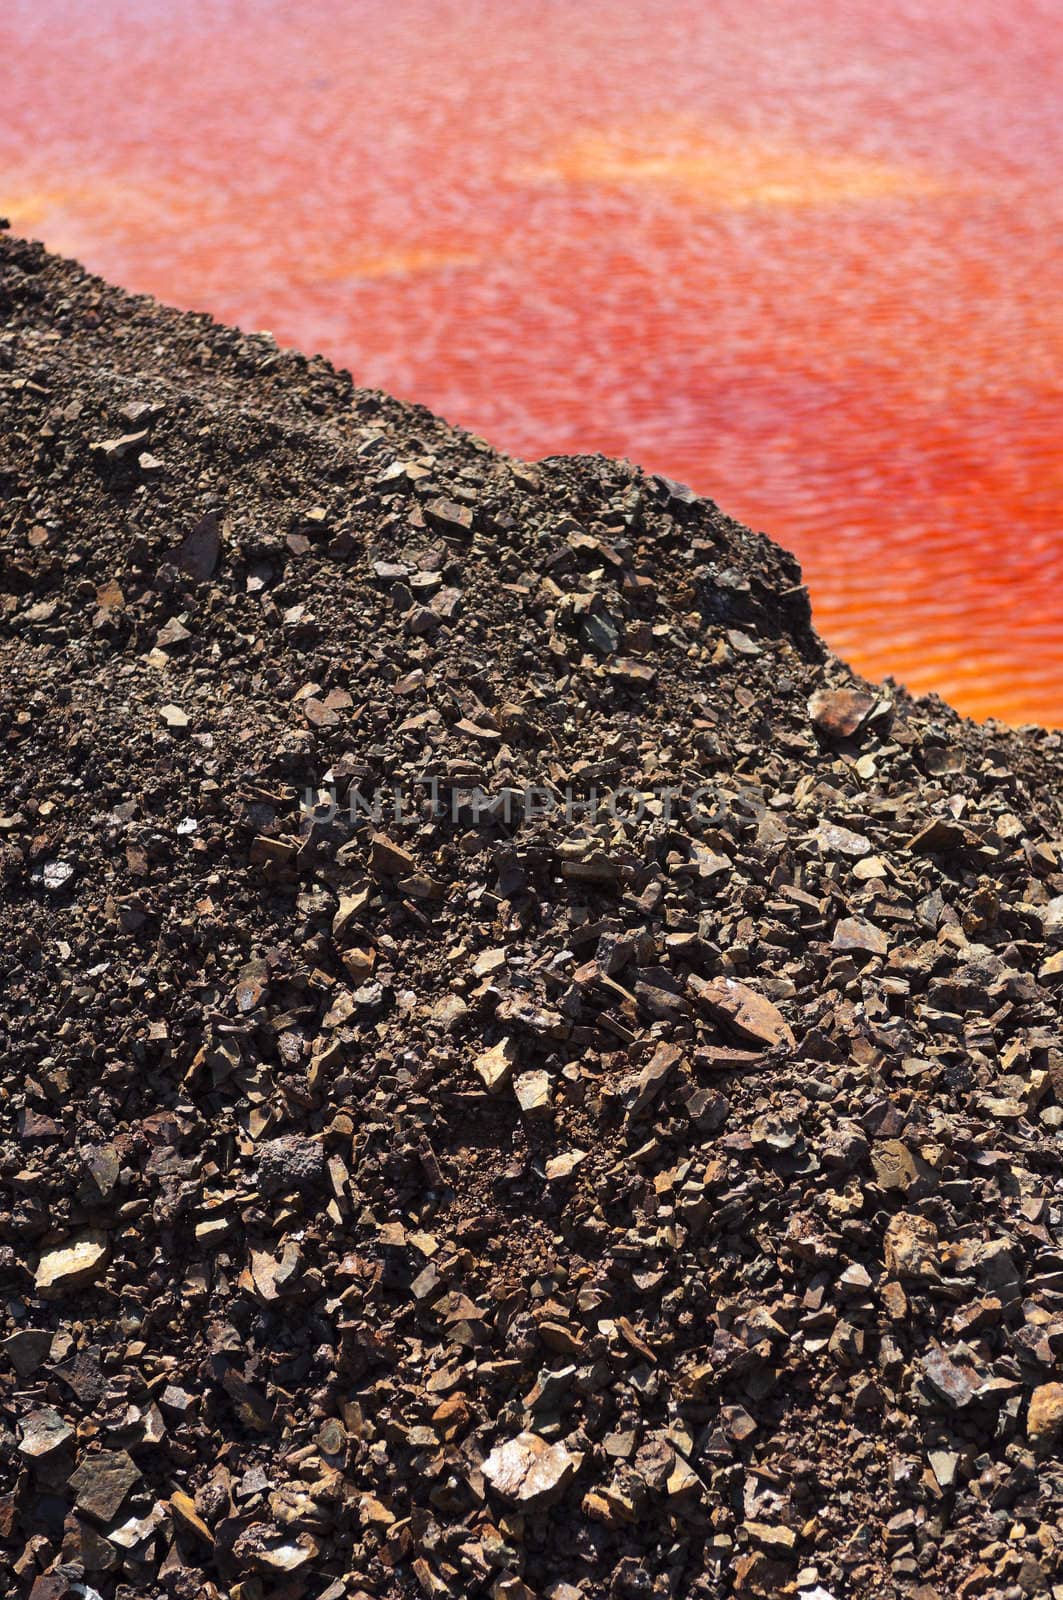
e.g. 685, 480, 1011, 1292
3, 0, 1061, 725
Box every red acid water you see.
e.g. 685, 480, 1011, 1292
4, 0, 1061, 725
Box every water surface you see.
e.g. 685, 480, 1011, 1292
4, 0, 1061, 724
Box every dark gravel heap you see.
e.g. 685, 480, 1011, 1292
2, 228, 1063, 1600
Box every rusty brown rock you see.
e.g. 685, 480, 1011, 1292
883, 1212, 940, 1282
808, 686, 875, 738
370, 833, 417, 877
832, 915, 889, 956
68, 1450, 141, 1522
692, 976, 794, 1049
482, 1433, 580, 1508
1027, 1383, 1063, 1453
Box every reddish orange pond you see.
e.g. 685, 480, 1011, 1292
4, 0, 1062, 726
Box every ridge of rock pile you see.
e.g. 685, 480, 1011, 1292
2, 228, 1063, 1600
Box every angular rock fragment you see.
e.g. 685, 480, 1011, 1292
3, 1328, 53, 1378
814, 821, 872, 858
34, 1231, 110, 1297
692, 976, 795, 1049
907, 816, 972, 853
424, 496, 474, 536
745, 1520, 797, 1558
1027, 1383, 1063, 1453
629, 1041, 684, 1118
883, 1213, 940, 1282
1042, 895, 1063, 942
920, 1346, 980, 1409
513, 1069, 552, 1117
177, 510, 221, 580
68, 1450, 141, 1522
832, 916, 888, 956
232, 1524, 320, 1575
474, 1037, 518, 1093
808, 687, 874, 738
169, 1489, 214, 1544
482, 1433, 580, 1507
544, 1149, 587, 1181
18, 1406, 73, 1460
91, 429, 149, 462
256, 1135, 324, 1193
870, 1139, 919, 1192
370, 833, 417, 877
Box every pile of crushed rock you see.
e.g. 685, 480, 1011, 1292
2, 229, 1063, 1600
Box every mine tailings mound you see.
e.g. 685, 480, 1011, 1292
2, 229, 1063, 1600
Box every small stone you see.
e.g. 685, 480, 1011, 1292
482, 1432, 580, 1508
1041, 896, 1063, 942
336, 945, 375, 988
907, 817, 969, 853
1038, 950, 1063, 984
41, 860, 74, 892
177, 510, 221, 580
1027, 1382, 1063, 1453
513, 1070, 552, 1117
424, 497, 474, 537
474, 1038, 518, 1093
91, 429, 149, 462
68, 1449, 141, 1522
929, 1449, 959, 1490
808, 687, 874, 738
82, 1143, 121, 1199
582, 610, 620, 655
18, 1406, 73, 1460
920, 1346, 980, 1409
832, 916, 889, 956
370, 833, 416, 877
545, 1149, 588, 1182
156, 617, 193, 652
159, 1385, 195, 1417
871, 1140, 919, 1192
608, 658, 656, 690
249, 1241, 304, 1301
814, 821, 871, 858
853, 854, 889, 880
118, 398, 163, 427
883, 1211, 939, 1281
109, 1501, 167, 1551
629, 1041, 684, 1118
472, 947, 507, 979
256, 1135, 324, 1194
745, 1521, 797, 1558
169, 1489, 214, 1544
233, 1525, 321, 1575
35, 1231, 109, 1297
692, 976, 794, 1049
3, 1328, 53, 1378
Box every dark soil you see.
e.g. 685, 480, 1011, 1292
2, 228, 1063, 1600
